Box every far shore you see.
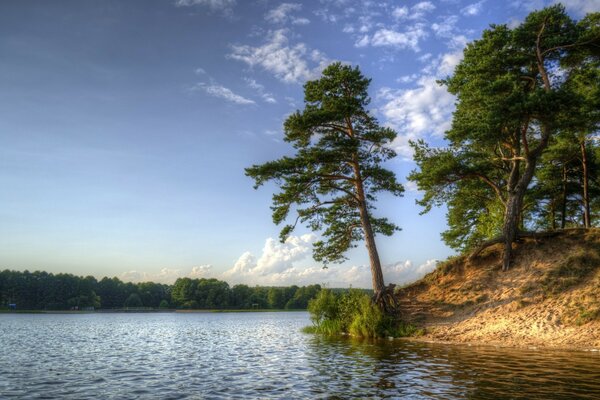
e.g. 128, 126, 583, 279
0, 308, 307, 314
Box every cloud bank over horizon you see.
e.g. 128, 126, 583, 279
119, 235, 439, 288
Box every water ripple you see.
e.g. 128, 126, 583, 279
0, 312, 599, 399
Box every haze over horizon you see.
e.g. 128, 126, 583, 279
1, 0, 598, 287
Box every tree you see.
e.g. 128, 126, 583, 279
124, 293, 143, 308
246, 63, 403, 307
410, 5, 600, 270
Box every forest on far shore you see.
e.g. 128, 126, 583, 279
0, 269, 329, 311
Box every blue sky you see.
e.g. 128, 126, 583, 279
1, 0, 598, 287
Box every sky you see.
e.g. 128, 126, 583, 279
1, 0, 599, 288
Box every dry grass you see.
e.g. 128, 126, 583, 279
396, 229, 600, 350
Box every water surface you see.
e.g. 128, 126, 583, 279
0, 312, 598, 399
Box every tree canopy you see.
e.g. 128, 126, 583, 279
410, 5, 600, 269
246, 63, 403, 298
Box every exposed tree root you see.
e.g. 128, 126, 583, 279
373, 284, 399, 315
468, 230, 570, 262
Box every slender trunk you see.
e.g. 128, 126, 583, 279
561, 164, 567, 229
351, 161, 385, 294
345, 117, 385, 295
581, 140, 591, 228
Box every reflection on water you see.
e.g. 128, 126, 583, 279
306, 335, 600, 399
0, 312, 598, 399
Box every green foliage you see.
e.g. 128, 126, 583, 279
0, 269, 321, 311
124, 293, 143, 308
308, 288, 339, 325
306, 289, 421, 338
159, 299, 170, 309
410, 6, 600, 251
246, 62, 403, 267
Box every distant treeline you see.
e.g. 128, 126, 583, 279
0, 269, 331, 311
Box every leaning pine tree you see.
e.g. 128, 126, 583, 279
246, 63, 403, 312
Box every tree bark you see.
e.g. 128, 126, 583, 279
345, 117, 386, 296
351, 161, 385, 294
581, 140, 591, 228
561, 164, 568, 229
502, 157, 538, 271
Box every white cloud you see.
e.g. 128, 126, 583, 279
265, 3, 310, 25
396, 73, 419, 83
175, 0, 236, 15
244, 78, 277, 104
355, 34, 370, 48
431, 15, 459, 38
378, 76, 456, 158
292, 17, 311, 25
410, 1, 436, 19
228, 29, 328, 84
461, 1, 485, 16
119, 235, 438, 288
219, 234, 438, 287
195, 67, 206, 75
191, 82, 255, 105
553, 0, 600, 14
404, 180, 422, 193
392, 6, 409, 19
120, 268, 182, 284
514, 0, 600, 16
436, 50, 463, 77
366, 25, 428, 52
190, 264, 213, 278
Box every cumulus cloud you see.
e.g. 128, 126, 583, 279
222, 234, 316, 281
435, 50, 464, 77
431, 15, 459, 38
265, 3, 310, 25
218, 234, 438, 287
378, 76, 456, 158
410, 1, 436, 19
554, 0, 600, 14
461, 1, 485, 16
228, 29, 328, 84
190, 82, 255, 105
120, 268, 183, 284
514, 0, 600, 16
362, 24, 428, 51
190, 264, 213, 278
118, 234, 439, 288
175, 0, 236, 15
392, 6, 409, 19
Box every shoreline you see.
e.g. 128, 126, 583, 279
0, 308, 307, 314
402, 336, 600, 353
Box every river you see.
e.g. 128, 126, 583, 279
0, 312, 598, 399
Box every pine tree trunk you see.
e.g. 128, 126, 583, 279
581, 140, 591, 228
550, 199, 556, 230
561, 164, 568, 229
502, 194, 521, 271
502, 158, 537, 271
351, 162, 385, 294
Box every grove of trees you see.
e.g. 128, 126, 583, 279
410, 5, 599, 270
0, 269, 322, 311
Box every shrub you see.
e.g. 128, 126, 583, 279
305, 289, 421, 338
307, 288, 339, 325
159, 299, 170, 309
